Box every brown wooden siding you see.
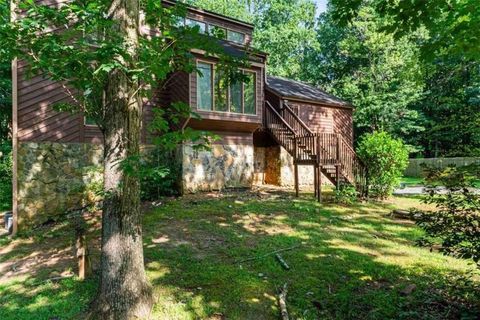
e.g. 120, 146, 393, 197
333, 107, 353, 145
288, 101, 353, 145
16, 65, 84, 143
211, 131, 253, 145
265, 89, 281, 109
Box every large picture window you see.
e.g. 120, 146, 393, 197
244, 71, 256, 114
197, 62, 213, 111
196, 62, 256, 115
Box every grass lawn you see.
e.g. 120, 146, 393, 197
399, 176, 424, 186
1, 188, 479, 319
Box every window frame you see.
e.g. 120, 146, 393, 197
196, 60, 257, 116
196, 61, 214, 111
227, 29, 246, 44
242, 70, 256, 115
208, 23, 246, 45
185, 18, 207, 34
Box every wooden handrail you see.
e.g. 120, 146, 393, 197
265, 101, 296, 133
283, 102, 314, 135
264, 98, 367, 197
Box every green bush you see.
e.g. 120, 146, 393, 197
413, 165, 480, 265
0, 142, 12, 210
140, 147, 181, 201
357, 131, 409, 199
334, 184, 358, 204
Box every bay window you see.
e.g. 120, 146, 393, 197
196, 62, 256, 115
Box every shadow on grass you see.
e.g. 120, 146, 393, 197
0, 216, 101, 320
1, 189, 478, 320
141, 190, 480, 320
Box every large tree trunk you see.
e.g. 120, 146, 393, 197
91, 0, 153, 319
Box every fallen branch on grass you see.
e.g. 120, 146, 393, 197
275, 253, 290, 270
278, 283, 289, 320
390, 209, 412, 220
235, 245, 301, 264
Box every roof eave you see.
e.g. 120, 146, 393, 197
162, 0, 255, 30
265, 87, 353, 109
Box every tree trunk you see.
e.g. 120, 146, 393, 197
90, 0, 153, 318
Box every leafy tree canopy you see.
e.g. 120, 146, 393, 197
193, 0, 318, 78
330, 0, 480, 61
302, 6, 426, 150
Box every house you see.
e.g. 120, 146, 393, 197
11, 1, 364, 231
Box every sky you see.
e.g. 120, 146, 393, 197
315, 0, 328, 15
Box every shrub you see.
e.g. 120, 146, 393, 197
413, 164, 480, 265
357, 131, 409, 199
140, 147, 181, 201
334, 184, 358, 205
0, 142, 12, 210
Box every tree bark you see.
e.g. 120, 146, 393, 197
90, 0, 153, 318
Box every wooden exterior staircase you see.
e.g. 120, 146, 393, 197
264, 100, 367, 201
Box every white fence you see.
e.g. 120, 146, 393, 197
405, 157, 480, 177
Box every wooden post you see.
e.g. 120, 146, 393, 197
293, 138, 299, 197
318, 165, 322, 202
294, 162, 299, 197
76, 232, 90, 280
74, 211, 91, 280
313, 165, 318, 198
335, 165, 340, 190
336, 134, 341, 189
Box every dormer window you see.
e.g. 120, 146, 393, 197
209, 25, 227, 39
209, 25, 246, 44
185, 18, 206, 34
227, 30, 245, 44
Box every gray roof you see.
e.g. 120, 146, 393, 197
266, 76, 350, 107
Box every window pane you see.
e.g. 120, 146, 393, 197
227, 30, 245, 44
214, 69, 228, 112
244, 72, 256, 114
173, 17, 184, 28
186, 18, 206, 33
210, 25, 226, 39
230, 81, 242, 113
197, 63, 212, 111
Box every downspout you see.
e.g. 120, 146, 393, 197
11, 0, 18, 235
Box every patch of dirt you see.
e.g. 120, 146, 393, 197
147, 219, 229, 260
0, 236, 74, 284
0, 212, 102, 285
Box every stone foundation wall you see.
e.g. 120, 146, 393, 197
182, 144, 254, 192
17, 142, 103, 229
253, 145, 331, 187
253, 146, 266, 185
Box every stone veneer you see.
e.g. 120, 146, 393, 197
181, 144, 254, 192
16, 141, 257, 229
254, 145, 331, 187
17, 142, 103, 229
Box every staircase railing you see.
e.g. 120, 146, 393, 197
281, 102, 314, 137
264, 101, 296, 154
295, 134, 317, 163
315, 133, 339, 166
264, 99, 368, 196
336, 135, 367, 196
